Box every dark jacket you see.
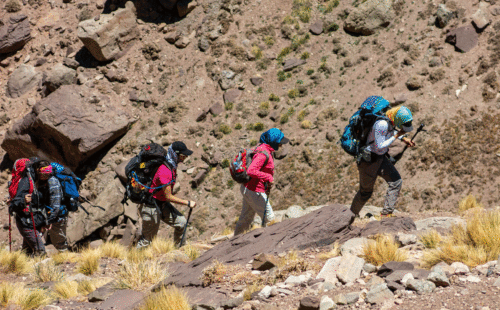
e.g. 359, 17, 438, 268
10, 177, 47, 229
10, 176, 65, 228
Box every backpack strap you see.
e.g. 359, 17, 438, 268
251, 149, 270, 170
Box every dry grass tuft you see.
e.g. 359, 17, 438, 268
419, 229, 442, 249
18, 288, 51, 310
0, 282, 25, 307
300, 120, 312, 129
53, 281, 79, 299
181, 244, 201, 261
362, 234, 408, 266
127, 247, 154, 263
77, 279, 97, 295
422, 209, 500, 268
243, 283, 263, 301
140, 286, 190, 310
99, 242, 127, 259
230, 270, 261, 285
148, 238, 176, 256
52, 251, 78, 265
221, 227, 234, 236
459, 194, 483, 213
34, 261, 63, 282
77, 248, 102, 275
117, 260, 167, 290
0, 250, 33, 275
201, 260, 228, 287
272, 250, 313, 283
318, 242, 341, 260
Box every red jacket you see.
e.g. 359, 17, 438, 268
244, 143, 274, 193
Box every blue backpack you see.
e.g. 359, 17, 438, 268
340, 96, 391, 157
50, 163, 82, 212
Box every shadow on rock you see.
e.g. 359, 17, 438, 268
101, 0, 181, 24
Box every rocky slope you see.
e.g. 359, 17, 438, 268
1, 0, 500, 268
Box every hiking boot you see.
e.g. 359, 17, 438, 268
380, 213, 394, 219
136, 237, 151, 249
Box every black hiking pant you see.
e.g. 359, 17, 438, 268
15, 217, 46, 256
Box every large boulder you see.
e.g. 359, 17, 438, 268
77, 1, 139, 62
155, 204, 355, 288
1, 85, 135, 169
67, 178, 125, 245
344, 0, 394, 35
0, 15, 31, 54
6, 64, 42, 98
43, 63, 77, 94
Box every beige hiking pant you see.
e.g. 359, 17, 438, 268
234, 185, 275, 236
137, 201, 186, 248
49, 217, 68, 251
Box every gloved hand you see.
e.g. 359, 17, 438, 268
47, 207, 60, 224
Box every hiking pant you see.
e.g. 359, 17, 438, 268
137, 201, 186, 248
234, 185, 275, 236
48, 217, 68, 251
350, 154, 402, 216
15, 217, 46, 256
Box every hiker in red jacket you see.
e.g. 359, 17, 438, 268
136, 142, 197, 249
234, 128, 289, 235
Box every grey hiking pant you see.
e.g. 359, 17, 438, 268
15, 217, 46, 256
137, 201, 187, 248
48, 217, 68, 251
234, 185, 275, 236
350, 154, 402, 216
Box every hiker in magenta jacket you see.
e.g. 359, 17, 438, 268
234, 128, 289, 235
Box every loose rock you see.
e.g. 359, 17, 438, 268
366, 283, 394, 304
78, 1, 139, 61
299, 296, 320, 310
436, 4, 455, 28
6, 64, 41, 98
309, 21, 324, 35
336, 253, 364, 284
0, 15, 31, 54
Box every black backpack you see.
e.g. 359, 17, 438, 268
122, 143, 174, 205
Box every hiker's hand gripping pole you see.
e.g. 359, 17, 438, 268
393, 124, 426, 164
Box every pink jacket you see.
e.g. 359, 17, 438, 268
245, 143, 274, 193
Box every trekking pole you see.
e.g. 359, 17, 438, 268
26, 170, 41, 254
8, 212, 12, 252
27, 202, 40, 253
179, 207, 193, 248
262, 183, 269, 228
392, 124, 426, 164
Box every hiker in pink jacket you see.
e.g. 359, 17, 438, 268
234, 128, 289, 235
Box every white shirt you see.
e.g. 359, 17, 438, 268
366, 120, 397, 155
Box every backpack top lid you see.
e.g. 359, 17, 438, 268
51, 162, 65, 174
9, 158, 33, 200
139, 143, 168, 162
360, 96, 390, 114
